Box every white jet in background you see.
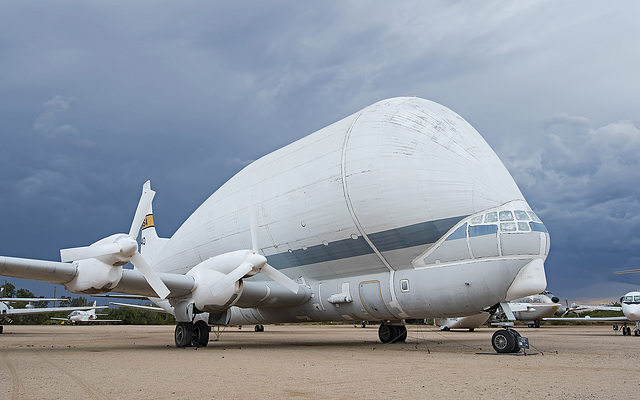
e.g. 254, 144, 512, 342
545, 290, 640, 336
50, 301, 119, 325
0, 290, 116, 333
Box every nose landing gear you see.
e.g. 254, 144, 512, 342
491, 329, 523, 353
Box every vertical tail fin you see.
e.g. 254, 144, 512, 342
140, 181, 169, 263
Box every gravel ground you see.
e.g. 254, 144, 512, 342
1, 323, 638, 399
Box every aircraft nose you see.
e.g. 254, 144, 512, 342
627, 310, 640, 320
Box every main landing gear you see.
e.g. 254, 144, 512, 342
615, 324, 639, 336
491, 329, 522, 353
175, 321, 210, 348
378, 323, 407, 343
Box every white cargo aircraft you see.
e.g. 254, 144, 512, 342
544, 290, 640, 336
0, 97, 550, 352
50, 301, 118, 324
0, 296, 110, 333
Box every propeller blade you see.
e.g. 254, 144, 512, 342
60, 243, 121, 262
262, 264, 299, 293
131, 253, 171, 299
209, 262, 253, 296
129, 184, 156, 238
249, 204, 259, 253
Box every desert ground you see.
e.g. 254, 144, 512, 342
0, 323, 638, 399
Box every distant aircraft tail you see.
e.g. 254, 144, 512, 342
140, 181, 170, 264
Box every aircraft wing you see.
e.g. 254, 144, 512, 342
0, 256, 195, 298
109, 302, 168, 313
4, 305, 108, 316
85, 319, 122, 323
1, 298, 69, 302
570, 304, 622, 312
0, 256, 77, 284
543, 316, 630, 322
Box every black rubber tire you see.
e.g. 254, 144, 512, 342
175, 322, 193, 348
254, 324, 264, 332
378, 324, 406, 343
396, 325, 407, 343
378, 324, 394, 343
192, 320, 209, 347
492, 329, 517, 353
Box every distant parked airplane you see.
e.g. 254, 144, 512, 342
50, 301, 119, 325
544, 290, 640, 335
1, 295, 112, 333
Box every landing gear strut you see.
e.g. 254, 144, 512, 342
378, 324, 407, 343
175, 321, 210, 348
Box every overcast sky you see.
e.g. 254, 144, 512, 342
1, 1, 639, 304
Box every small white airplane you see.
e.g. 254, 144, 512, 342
437, 291, 561, 331
544, 290, 640, 335
50, 301, 119, 324
493, 292, 561, 328
0, 296, 110, 333
0, 97, 550, 353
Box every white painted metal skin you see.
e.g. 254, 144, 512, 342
142, 97, 549, 325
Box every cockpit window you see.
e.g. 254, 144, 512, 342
625, 296, 633, 302
469, 215, 483, 225
517, 222, 531, 231
484, 212, 498, 223
528, 211, 542, 223
500, 222, 517, 232
514, 210, 530, 221
635, 296, 640, 302
446, 223, 467, 241
499, 211, 514, 221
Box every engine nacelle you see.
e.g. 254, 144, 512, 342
194, 250, 263, 275
64, 258, 123, 294
187, 268, 242, 312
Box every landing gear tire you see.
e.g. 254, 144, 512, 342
396, 325, 407, 343
192, 320, 210, 347
0, 325, 3, 334
254, 324, 265, 332
492, 329, 518, 353
175, 322, 193, 348
378, 324, 407, 343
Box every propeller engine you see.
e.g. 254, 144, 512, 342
186, 206, 299, 312
61, 181, 171, 299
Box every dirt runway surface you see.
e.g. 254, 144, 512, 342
0, 323, 638, 399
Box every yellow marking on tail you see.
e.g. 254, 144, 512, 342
142, 214, 154, 230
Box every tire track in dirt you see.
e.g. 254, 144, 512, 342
32, 349, 108, 400
1, 350, 25, 400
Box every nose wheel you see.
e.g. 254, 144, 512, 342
491, 329, 521, 353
